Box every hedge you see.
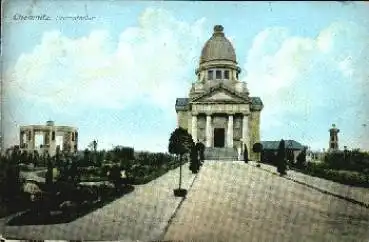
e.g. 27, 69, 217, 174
297, 162, 369, 188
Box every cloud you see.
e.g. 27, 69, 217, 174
5, 8, 207, 112
244, 21, 369, 150
3, 7, 208, 149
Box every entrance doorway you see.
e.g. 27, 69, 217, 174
214, 128, 225, 147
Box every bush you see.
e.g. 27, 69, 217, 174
323, 150, 369, 171
0, 156, 22, 202
261, 150, 277, 165
125, 152, 179, 185
296, 148, 307, 168
110, 146, 135, 163
276, 140, 287, 175
301, 162, 368, 187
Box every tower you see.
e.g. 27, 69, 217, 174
329, 124, 340, 152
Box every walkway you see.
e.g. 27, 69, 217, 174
164, 161, 369, 242
1, 163, 196, 241
248, 161, 369, 207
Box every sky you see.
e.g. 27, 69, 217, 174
2, 1, 369, 152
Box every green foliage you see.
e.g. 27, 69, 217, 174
125, 152, 180, 185
106, 146, 134, 163
252, 143, 263, 153
286, 148, 294, 164
261, 150, 277, 165
296, 148, 307, 168
323, 150, 369, 172
0, 155, 23, 202
168, 127, 194, 156
189, 146, 200, 174
304, 162, 369, 187
277, 139, 287, 175
108, 165, 123, 189
168, 127, 194, 190
45, 157, 53, 186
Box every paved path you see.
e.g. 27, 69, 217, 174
249, 161, 369, 207
1, 163, 196, 241
164, 161, 369, 242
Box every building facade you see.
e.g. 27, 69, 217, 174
20, 121, 78, 156
261, 140, 306, 163
175, 25, 263, 160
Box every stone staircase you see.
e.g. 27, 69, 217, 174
204, 147, 239, 161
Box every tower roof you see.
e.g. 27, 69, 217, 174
199, 25, 237, 64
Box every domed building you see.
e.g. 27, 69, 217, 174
175, 25, 263, 160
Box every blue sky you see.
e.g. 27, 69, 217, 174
2, 1, 369, 152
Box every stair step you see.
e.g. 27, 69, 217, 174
204, 147, 239, 161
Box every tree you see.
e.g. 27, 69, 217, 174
277, 139, 287, 175
83, 148, 91, 166
91, 140, 99, 166
190, 145, 200, 174
243, 144, 249, 163
296, 148, 307, 168
196, 141, 205, 165
45, 155, 54, 187
168, 127, 193, 196
108, 165, 122, 193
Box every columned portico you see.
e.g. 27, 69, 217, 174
227, 115, 233, 148
19, 121, 78, 156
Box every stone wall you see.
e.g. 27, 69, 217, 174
177, 111, 189, 131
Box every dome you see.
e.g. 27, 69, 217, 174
200, 25, 237, 64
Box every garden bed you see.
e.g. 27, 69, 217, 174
6, 184, 134, 225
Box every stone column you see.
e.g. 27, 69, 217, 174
242, 114, 249, 158
227, 115, 233, 148
205, 114, 212, 147
191, 115, 198, 142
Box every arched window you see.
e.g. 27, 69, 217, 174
52, 131, 55, 141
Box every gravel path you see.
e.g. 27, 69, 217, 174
164, 161, 369, 242
1, 163, 196, 241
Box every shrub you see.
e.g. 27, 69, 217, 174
189, 146, 200, 174
296, 148, 307, 168
322, 150, 369, 172
0, 156, 22, 202
276, 140, 287, 175
261, 150, 277, 165
243, 144, 249, 163
110, 146, 135, 162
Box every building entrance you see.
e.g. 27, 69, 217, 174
214, 128, 225, 147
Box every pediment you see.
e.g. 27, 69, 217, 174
192, 86, 249, 103
203, 91, 239, 101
